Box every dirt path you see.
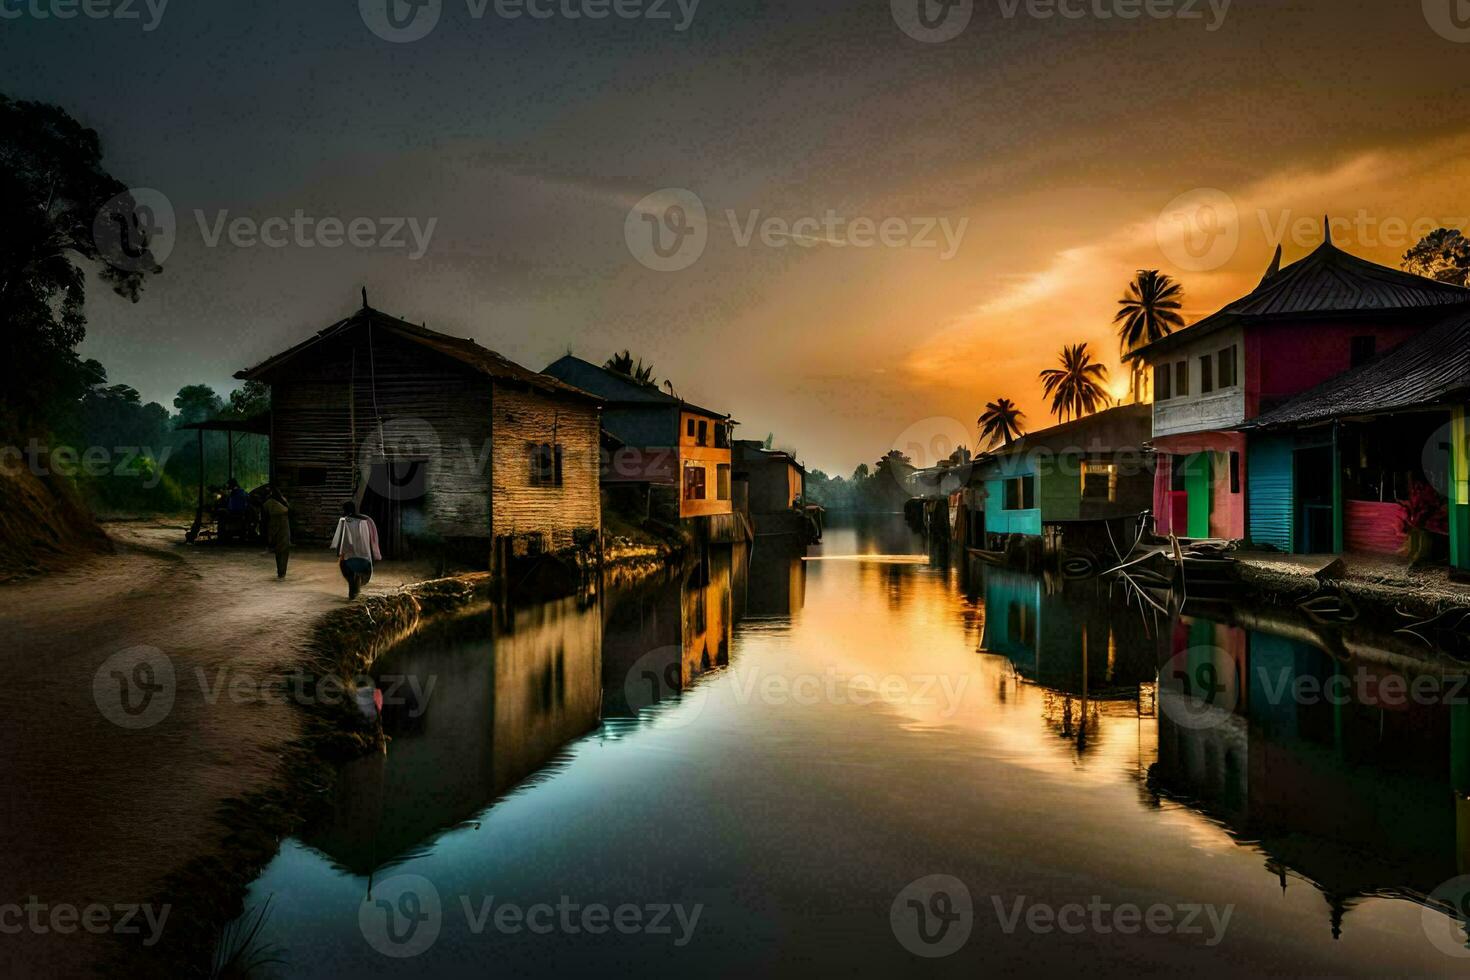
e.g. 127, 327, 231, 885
0, 523, 435, 977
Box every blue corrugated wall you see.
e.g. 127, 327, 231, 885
1248, 435, 1294, 551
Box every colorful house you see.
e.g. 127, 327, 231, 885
966, 403, 1154, 546
236, 303, 603, 570
1237, 308, 1470, 568
541, 355, 736, 528
1126, 225, 1470, 541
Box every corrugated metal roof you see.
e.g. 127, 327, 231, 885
236, 307, 601, 404
543, 354, 733, 421
1132, 238, 1470, 360
1240, 308, 1470, 429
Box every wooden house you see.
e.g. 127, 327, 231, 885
965, 404, 1155, 548
1237, 308, 1470, 567
235, 303, 602, 570
541, 355, 736, 530
1126, 224, 1470, 541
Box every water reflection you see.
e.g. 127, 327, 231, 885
237, 518, 1470, 975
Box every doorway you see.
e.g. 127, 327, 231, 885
359, 458, 428, 560
1294, 445, 1335, 553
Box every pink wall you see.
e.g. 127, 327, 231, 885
1244, 320, 1427, 418
1343, 500, 1407, 555
1151, 433, 1247, 539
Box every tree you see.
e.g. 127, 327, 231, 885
0, 94, 158, 431
1402, 228, 1470, 286
1039, 343, 1111, 422
604, 350, 657, 386
225, 380, 270, 419
1114, 269, 1184, 402
172, 384, 224, 427
977, 399, 1026, 451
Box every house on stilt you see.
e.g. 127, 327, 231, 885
235, 301, 603, 573
1125, 221, 1470, 542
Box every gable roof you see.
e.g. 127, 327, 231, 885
235, 307, 600, 404
1239, 308, 1470, 430
985, 403, 1153, 459
542, 355, 733, 421
1130, 233, 1470, 361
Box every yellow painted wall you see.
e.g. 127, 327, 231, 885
678, 409, 733, 518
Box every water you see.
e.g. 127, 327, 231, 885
238, 516, 1470, 976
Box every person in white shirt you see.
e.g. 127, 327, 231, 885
331, 500, 382, 599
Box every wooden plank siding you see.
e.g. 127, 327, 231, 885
491, 384, 601, 552
1343, 500, 1407, 555
247, 315, 601, 565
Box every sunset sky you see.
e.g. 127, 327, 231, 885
6, 0, 1470, 474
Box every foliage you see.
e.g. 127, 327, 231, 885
1039, 343, 1111, 422
0, 93, 158, 433
604, 350, 657, 387
1402, 228, 1470, 286
1401, 477, 1448, 535
977, 398, 1026, 450
1114, 269, 1184, 402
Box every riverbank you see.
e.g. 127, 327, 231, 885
0, 515, 692, 976
0, 522, 471, 977
1234, 549, 1470, 622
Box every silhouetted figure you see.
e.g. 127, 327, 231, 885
262, 486, 291, 578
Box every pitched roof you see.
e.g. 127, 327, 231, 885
1240, 308, 1470, 429
1131, 232, 1470, 360
235, 307, 600, 404
984, 403, 1153, 458
542, 354, 733, 421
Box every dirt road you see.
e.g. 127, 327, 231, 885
0, 523, 434, 977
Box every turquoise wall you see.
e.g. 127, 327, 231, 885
983, 454, 1043, 536
1247, 435, 1294, 551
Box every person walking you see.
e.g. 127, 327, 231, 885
262, 486, 292, 578
331, 500, 382, 599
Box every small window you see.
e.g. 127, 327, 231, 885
716, 463, 731, 500
1199, 354, 1214, 394
1229, 451, 1241, 494
530, 443, 563, 487
686, 418, 695, 438
1217, 346, 1237, 388
294, 466, 328, 487
1350, 336, 1376, 367
1154, 363, 1171, 401
1175, 360, 1189, 397
1081, 461, 1116, 502
683, 464, 706, 501
1004, 475, 1036, 510
697, 420, 708, 446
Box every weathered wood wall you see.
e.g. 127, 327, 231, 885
491, 383, 601, 552
265, 328, 493, 545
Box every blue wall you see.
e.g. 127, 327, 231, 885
1248, 435, 1294, 551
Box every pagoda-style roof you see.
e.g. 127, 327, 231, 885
1131, 223, 1470, 360
1240, 306, 1470, 429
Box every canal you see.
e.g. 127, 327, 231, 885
235, 516, 1470, 975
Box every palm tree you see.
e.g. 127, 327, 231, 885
1039, 343, 1111, 422
604, 350, 657, 386
977, 398, 1026, 451
1114, 269, 1185, 402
